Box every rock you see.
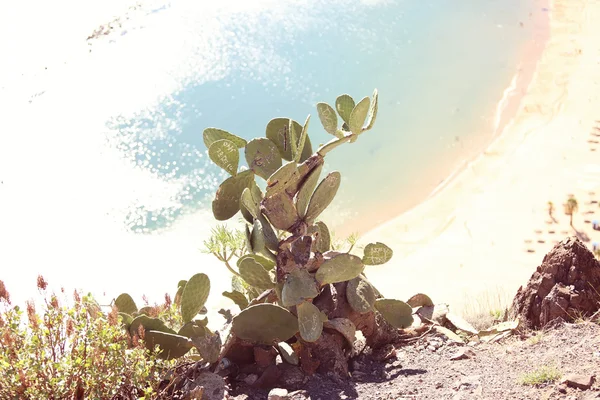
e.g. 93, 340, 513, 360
268, 388, 289, 400
427, 345, 437, 352
255, 345, 278, 368
288, 390, 311, 400
560, 374, 595, 390
243, 374, 258, 385
190, 372, 225, 400
255, 365, 282, 388
449, 348, 476, 361
509, 237, 600, 328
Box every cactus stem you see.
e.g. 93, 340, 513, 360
316, 133, 356, 156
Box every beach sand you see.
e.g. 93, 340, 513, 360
363, 0, 600, 316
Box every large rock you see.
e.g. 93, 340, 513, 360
509, 237, 600, 329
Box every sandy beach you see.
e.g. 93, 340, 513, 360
363, 0, 600, 316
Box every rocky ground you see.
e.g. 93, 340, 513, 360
229, 320, 600, 400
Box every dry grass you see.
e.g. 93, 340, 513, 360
517, 364, 562, 386
460, 287, 512, 331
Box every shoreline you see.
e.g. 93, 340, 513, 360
363, 0, 600, 314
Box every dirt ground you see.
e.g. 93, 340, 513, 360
229, 321, 600, 400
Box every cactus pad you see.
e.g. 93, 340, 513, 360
245, 138, 282, 180
374, 299, 414, 329
323, 318, 356, 348
129, 315, 175, 337
406, 293, 434, 308
258, 214, 279, 251
262, 192, 299, 231
294, 115, 310, 163
281, 269, 319, 307
212, 169, 255, 220
232, 303, 299, 344
346, 276, 376, 313
114, 293, 137, 315
297, 301, 323, 342
181, 273, 211, 323
335, 94, 355, 125
296, 164, 323, 219
277, 342, 299, 365
315, 253, 364, 285
250, 219, 266, 254
222, 290, 249, 310
309, 221, 331, 253
316, 102, 338, 136
238, 253, 275, 271
136, 306, 154, 317
305, 171, 341, 223
266, 118, 304, 161
238, 256, 273, 290
241, 188, 260, 219
349, 96, 370, 135
266, 161, 298, 197
118, 312, 133, 329
208, 139, 239, 175
144, 330, 193, 360
203, 127, 247, 149
362, 242, 393, 265
365, 89, 378, 130
191, 331, 221, 363
178, 320, 208, 339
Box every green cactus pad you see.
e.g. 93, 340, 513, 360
365, 89, 378, 130
296, 164, 323, 219
335, 94, 355, 125
374, 299, 414, 329
208, 139, 239, 175
203, 127, 247, 148
244, 138, 283, 180
177, 280, 187, 289
136, 306, 154, 317
406, 293, 434, 308
315, 253, 364, 286
308, 221, 331, 253
281, 269, 319, 307
305, 171, 341, 223
316, 102, 338, 136
258, 214, 279, 251
178, 320, 208, 339
118, 312, 133, 329
114, 293, 138, 315
181, 273, 211, 323
297, 301, 323, 342
262, 192, 299, 231
144, 330, 193, 360
362, 242, 393, 265
294, 115, 310, 163
266, 161, 298, 197
250, 219, 266, 254
346, 276, 376, 313
212, 169, 255, 220
299, 135, 313, 163
277, 342, 299, 365
232, 303, 299, 344
222, 290, 249, 310
240, 188, 259, 219
240, 201, 254, 224
129, 315, 175, 337
238, 256, 274, 290
266, 118, 304, 161
190, 331, 221, 363
349, 96, 370, 135
323, 318, 356, 348
238, 253, 276, 271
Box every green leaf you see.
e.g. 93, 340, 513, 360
203, 127, 247, 148
305, 171, 341, 223
374, 299, 414, 329
281, 269, 319, 307
296, 164, 323, 219
245, 138, 283, 180
335, 94, 355, 125
316, 102, 338, 135
349, 96, 370, 135
362, 242, 393, 265
212, 169, 255, 220
238, 256, 274, 290
181, 273, 211, 323
315, 253, 364, 285
114, 293, 137, 315
208, 139, 239, 175
232, 304, 299, 344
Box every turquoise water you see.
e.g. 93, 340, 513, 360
0, 0, 544, 305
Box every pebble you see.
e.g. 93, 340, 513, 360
268, 388, 289, 400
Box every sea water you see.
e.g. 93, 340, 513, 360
0, 0, 544, 311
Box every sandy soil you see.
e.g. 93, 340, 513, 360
363, 0, 600, 316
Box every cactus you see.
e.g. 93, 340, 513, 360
178, 319, 208, 338
281, 269, 319, 307
245, 138, 282, 180
265, 118, 312, 162
362, 242, 393, 265
316, 102, 338, 136
304, 171, 341, 223
262, 191, 299, 231
346, 276, 376, 313
265, 161, 298, 197
190, 331, 221, 363
323, 318, 356, 348
232, 304, 299, 344
203, 127, 247, 148
277, 341, 299, 365
297, 301, 323, 343
238, 253, 276, 271
114, 293, 137, 315
129, 315, 175, 336
250, 219, 266, 254
241, 187, 260, 219
212, 169, 255, 220
238, 256, 274, 290
374, 299, 414, 329
348, 96, 370, 135
143, 330, 193, 360
335, 94, 355, 125
406, 293, 434, 308
296, 164, 323, 219
315, 253, 364, 285
309, 221, 331, 253
258, 214, 279, 251
180, 273, 211, 323
208, 139, 239, 175
222, 290, 249, 310
365, 89, 378, 130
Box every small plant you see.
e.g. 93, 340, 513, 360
0, 278, 165, 399
564, 195, 578, 227
527, 332, 544, 345
518, 364, 562, 385
547, 201, 555, 221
